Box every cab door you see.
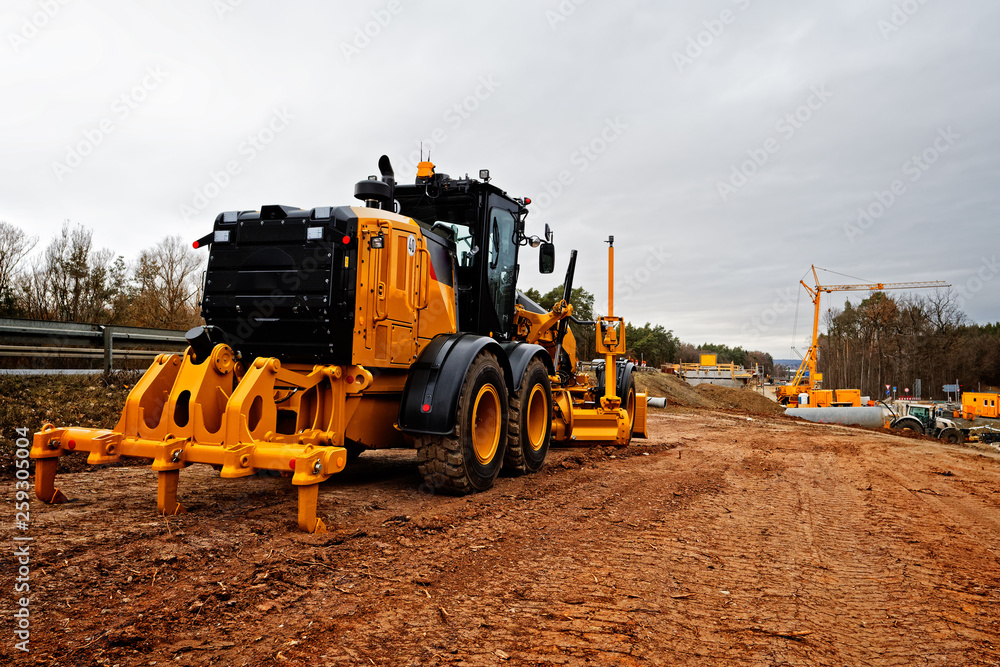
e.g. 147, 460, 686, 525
485, 206, 518, 338
362, 221, 418, 366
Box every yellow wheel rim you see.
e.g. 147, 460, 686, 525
472, 384, 501, 464
525, 384, 548, 452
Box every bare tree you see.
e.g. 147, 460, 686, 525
0, 221, 38, 314
157, 236, 203, 327
18, 222, 122, 323
130, 235, 204, 329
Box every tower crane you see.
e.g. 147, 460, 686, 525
776, 265, 949, 406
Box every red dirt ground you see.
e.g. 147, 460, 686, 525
3, 408, 1000, 665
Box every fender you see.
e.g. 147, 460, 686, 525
500, 341, 555, 389
398, 333, 514, 435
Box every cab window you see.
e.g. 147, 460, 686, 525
487, 207, 518, 335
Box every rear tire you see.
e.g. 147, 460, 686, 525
939, 427, 963, 444
504, 358, 552, 476
416, 351, 508, 494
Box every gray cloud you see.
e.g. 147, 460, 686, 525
1, 0, 997, 356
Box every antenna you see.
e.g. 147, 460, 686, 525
419, 142, 423, 162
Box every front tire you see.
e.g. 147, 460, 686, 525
416, 351, 509, 494
621, 373, 636, 446
504, 358, 552, 476
892, 417, 925, 435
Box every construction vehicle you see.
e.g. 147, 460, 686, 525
889, 402, 964, 443
31, 156, 646, 532
776, 266, 948, 406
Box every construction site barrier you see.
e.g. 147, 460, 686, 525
0, 317, 188, 375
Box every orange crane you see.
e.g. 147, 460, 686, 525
776, 266, 949, 406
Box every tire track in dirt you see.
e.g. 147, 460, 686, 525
4, 411, 1000, 665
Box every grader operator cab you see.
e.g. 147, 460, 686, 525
32, 156, 646, 532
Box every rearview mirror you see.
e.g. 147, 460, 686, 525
539, 242, 555, 274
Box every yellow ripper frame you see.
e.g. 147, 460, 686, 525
29, 343, 369, 533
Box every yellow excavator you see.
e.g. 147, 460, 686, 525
32, 156, 646, 532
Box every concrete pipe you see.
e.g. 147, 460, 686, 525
647, 397, 667, 408
785, 406, 885, 428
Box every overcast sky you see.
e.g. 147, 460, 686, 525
1, 0, 997, 358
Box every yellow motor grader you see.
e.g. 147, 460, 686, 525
32, 156, 646, 532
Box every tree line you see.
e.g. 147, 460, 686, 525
524, 282, 1000, 398
819, 291, 1000, 400
0, 220, 204, 329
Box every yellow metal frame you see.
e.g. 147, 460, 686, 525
512, 237, 646, 445
30, 344, 367, 533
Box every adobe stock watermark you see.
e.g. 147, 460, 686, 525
953, 255, 998, 311
178, 107, 295, 221
716, 84, 833, 202
545, 0, 586, 31
12, 427, 33, 652
741, 287, 797, 338
397, 76, 502, 176
51, 65, 169, 182
616, 245, 671, 302
673, 0, 752, 73
877, 0, 932, 39
213, 0, 244, 19
531, 117, 628, 211
843, 126, 959, 244
7, 0, 72, 54
340, 0, 404, 62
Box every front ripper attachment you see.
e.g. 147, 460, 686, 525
30, 343, 366, 533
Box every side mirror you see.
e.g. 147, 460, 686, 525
539, 242, 555, 274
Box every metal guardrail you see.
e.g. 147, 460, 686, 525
0, 317, 188, 374
578, 360, 660, 373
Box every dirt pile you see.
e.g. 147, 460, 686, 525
634, 372, 783, 414
633, 371, 716, 408
693, 382, 784, 414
